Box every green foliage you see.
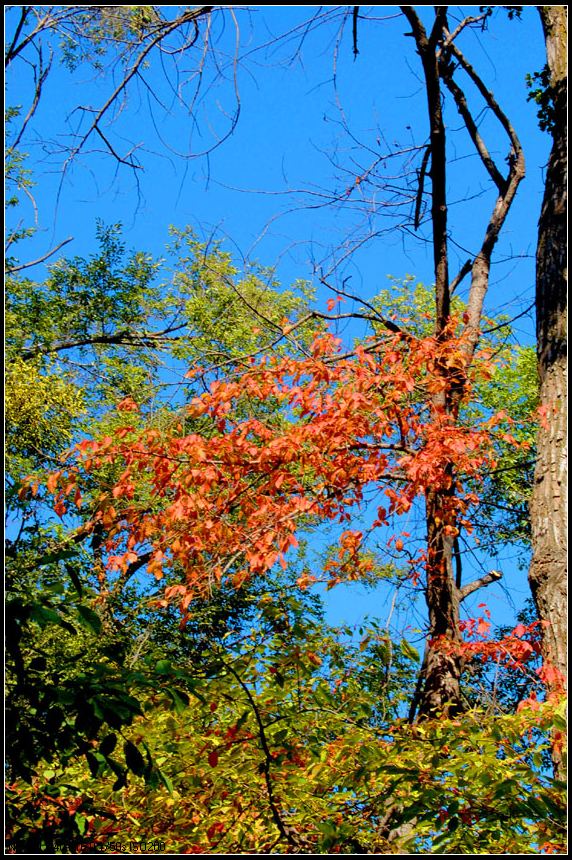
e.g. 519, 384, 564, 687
526, 65, 557, 133
167, 226, 316, 371
7, 597, 565, 853
371, 275, 466, 338
5, 356, 86, 479
58, 6, 163, 72
473, 343, 538, 547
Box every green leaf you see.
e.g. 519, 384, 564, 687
76, 605, 102, 634
399, 639, 420, 662
165, 687, 190, 714
37, 549, 78, 567
29, 605, 62, 626
86, 751, 103, 778
273, 728, 289, 744
65, 562, 84, 596
99, 733, 117, 756
112, 773, 128, 791
158, 768, 174, 795
155, 659, 173, 675
124, 740, 146, 776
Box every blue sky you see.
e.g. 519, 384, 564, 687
6, 6, 550, 633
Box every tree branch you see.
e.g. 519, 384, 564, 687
448, 37, 526, 360
439, 13, 490, 51
5, 6, 30, 66
459, 569, 502, 602
449, 258, 473, 294
7, 237, 73, 273
400, 7, 450, 336
11, 42, 52, 151
17, 322, 189, 361
414, 144, 431, 230
352, 6, 360, 58
4, 6, 50, 67
318, 274, 408, 336
65, 7, 214, 167
440, 64, 506, 191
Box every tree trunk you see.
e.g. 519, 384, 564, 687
418, 489, 463, 718
399, 8, 464, 719
528, 6, 567, 778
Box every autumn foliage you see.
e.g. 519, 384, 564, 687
46, 323, 514, 607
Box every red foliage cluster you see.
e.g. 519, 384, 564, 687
39, 326, 517, 612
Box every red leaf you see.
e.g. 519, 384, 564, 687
208, 750, 219, 768
117, 396, 139, 412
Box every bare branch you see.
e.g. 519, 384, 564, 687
7, 237, 74, 273
94, 125, 143, 169
352, 6, 360, 58
459, 569, 502, 602
449, 258, 472, 295
481, 301, 535, 335
439, 13, 490, 51
414, 144, 431, 230
5, 6, 30, 67
440, 65, 506, 191
318, 273, 406, 336
400, 7, 450, 336
11, 43, 52, 150
64, 7, 214, 169
446, 38, 524, 154
445, 41, 525, 359
4, 6, 53, 67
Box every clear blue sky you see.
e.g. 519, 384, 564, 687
6, 5, 550, 633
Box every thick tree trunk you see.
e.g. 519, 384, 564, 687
529, 6, 567, 777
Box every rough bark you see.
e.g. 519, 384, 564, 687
528, 7, 567, 772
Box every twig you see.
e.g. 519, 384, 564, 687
414, 144, 431, 230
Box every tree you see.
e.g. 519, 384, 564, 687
528, 6, 567, 716
5, 6, 566, 853
375, 7, 526, 718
